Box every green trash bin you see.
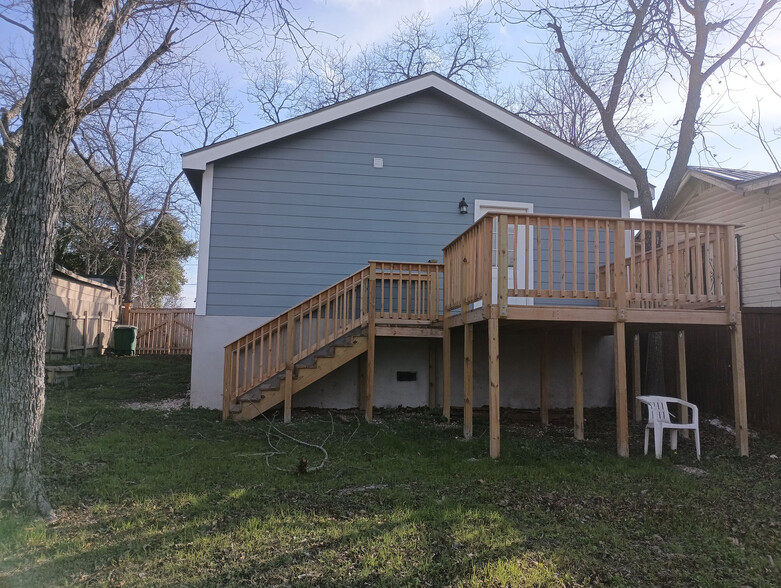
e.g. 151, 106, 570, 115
113, 325, 137, 356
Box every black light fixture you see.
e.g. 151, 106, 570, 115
458, 197, 468, 215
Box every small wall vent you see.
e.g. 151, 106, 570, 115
373, 157, 384, 168
396, 371, 417, 382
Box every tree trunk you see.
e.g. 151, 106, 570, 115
0, 0, 79, 518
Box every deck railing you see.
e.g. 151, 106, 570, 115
223, 262, 444, 417
443, 213, 739, 315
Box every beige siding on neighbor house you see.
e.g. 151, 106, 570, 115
673, 183, 781, 307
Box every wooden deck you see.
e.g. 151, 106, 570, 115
222, 213, 748, 457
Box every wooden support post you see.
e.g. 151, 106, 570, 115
730, 321, 749, 456
676, 330, 690, 438
82, 312, 88, 356
284, 310, 295, 424
366, 262, 377, 423
222, 346, 232, 420
359, 353, 367, 410
497, 215, 509, 317
632, 333, 642, 423
463, 323, 474, 440
539, 331, 549, 426
573, 327, 584, 441
442, 319, 451, 421
614, 321, 629, 457
428, 341, 437, 408
488, 317, 500, 458
65, 311, 72, 358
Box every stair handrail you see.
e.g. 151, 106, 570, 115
223, 265, 371, 418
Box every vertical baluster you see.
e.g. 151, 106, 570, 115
704, 225, 712, 300
713, 225, 723, 302
559, 217, 566, 296
524, 215, 531, 295
672, 223, 680, 305
604, 220, 612, 297
583, 219, 590, 297
640, 221, 647, 303
694, 225, 703, 301
650, 222, 658, 304
572, 217, 578, 297
250, 335, 256, 385
594, 220, 601, 298
661, 224, 669, 306
547, 217, 553, 297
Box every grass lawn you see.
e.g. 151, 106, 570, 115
1, 356, 780, 587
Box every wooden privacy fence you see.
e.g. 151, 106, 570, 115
443, 213, 738, 315
664, 308, 781, 433
46, 310, 118, 358
127, 308, 195, 355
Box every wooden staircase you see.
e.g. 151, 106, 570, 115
223, 262, 444, 422
229, 331, 368, 420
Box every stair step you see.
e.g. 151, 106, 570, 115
241, 389, 266, 402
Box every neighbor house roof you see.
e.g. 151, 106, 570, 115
667, 166, 781, 217
182, 72, 637, 201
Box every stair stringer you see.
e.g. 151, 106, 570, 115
230, 333, 368, 421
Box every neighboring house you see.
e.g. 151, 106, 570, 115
660, 167, 781, 433
665, 167, 781, 307
182, 74, 749, 456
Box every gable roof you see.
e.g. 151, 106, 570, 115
667, 166, 781, 217
182, 72, 637, 201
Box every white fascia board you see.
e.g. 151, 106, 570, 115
182, 74, 637, 196
195, 163, 214, 316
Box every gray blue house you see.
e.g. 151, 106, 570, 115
182, 72, 637, 415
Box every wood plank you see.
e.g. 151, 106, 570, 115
633, 333, 642, 423
464, 323, 474, 440
428, 341, 437, 408
374, 325, 443, 338
443, 320, 451, 422
539, 331, 549, 426
614, 321, 629, 457
677, 330, 690, 438
730, 321, 749, 456
573, 327, 584, 440
498, 215, 509, 316
488, 317, 500, 459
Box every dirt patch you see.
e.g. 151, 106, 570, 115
126, 397, 188, 411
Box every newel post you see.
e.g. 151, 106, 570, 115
497, 214, 509, 317
726, 225, 749, 456
284, 309, 295, 423
365, 262, 377, 422
614, 220, 629, 457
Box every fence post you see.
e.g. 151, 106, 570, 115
83, 312, 88, 356
97, 311, 104, 354
65, 311, 72, 358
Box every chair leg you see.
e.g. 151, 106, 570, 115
670, 430, 678, 451
695, 428, 701, 461
654, 424, 663, 459
644, 428, 650, 455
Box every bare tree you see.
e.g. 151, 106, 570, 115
246, 1, 506, 124
495, 44, 651, 158
497, 0, 781, 218
0, 0, 312, 518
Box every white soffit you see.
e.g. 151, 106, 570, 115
182, 73, 637, 195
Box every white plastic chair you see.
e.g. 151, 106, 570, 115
637, 395, 701, 460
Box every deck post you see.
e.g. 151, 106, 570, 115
676, 330, 690, 438
572, 327, 584, 441
488, 317, 500, 458
497, 215, 509, 317
539, 331, 549, 425
443, 319, 451, 421
366, 262, 377, 423
632, 333, 642, 422
284, 310, 295, 423
614, 321, 629, 457
730, 321, 749, 456
358, 353, 367, 410
463, 323, 474, 439
428, 341, 437, 408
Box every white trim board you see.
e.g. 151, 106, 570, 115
195, 163, 214, 316
182, 73, 637, 198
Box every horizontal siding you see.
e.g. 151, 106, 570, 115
207, 91, 624, 316
675, 183, 781, 307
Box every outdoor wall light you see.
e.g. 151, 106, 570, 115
458, 198, 469, 214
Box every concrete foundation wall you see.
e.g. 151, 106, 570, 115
192, 318, 615, 412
